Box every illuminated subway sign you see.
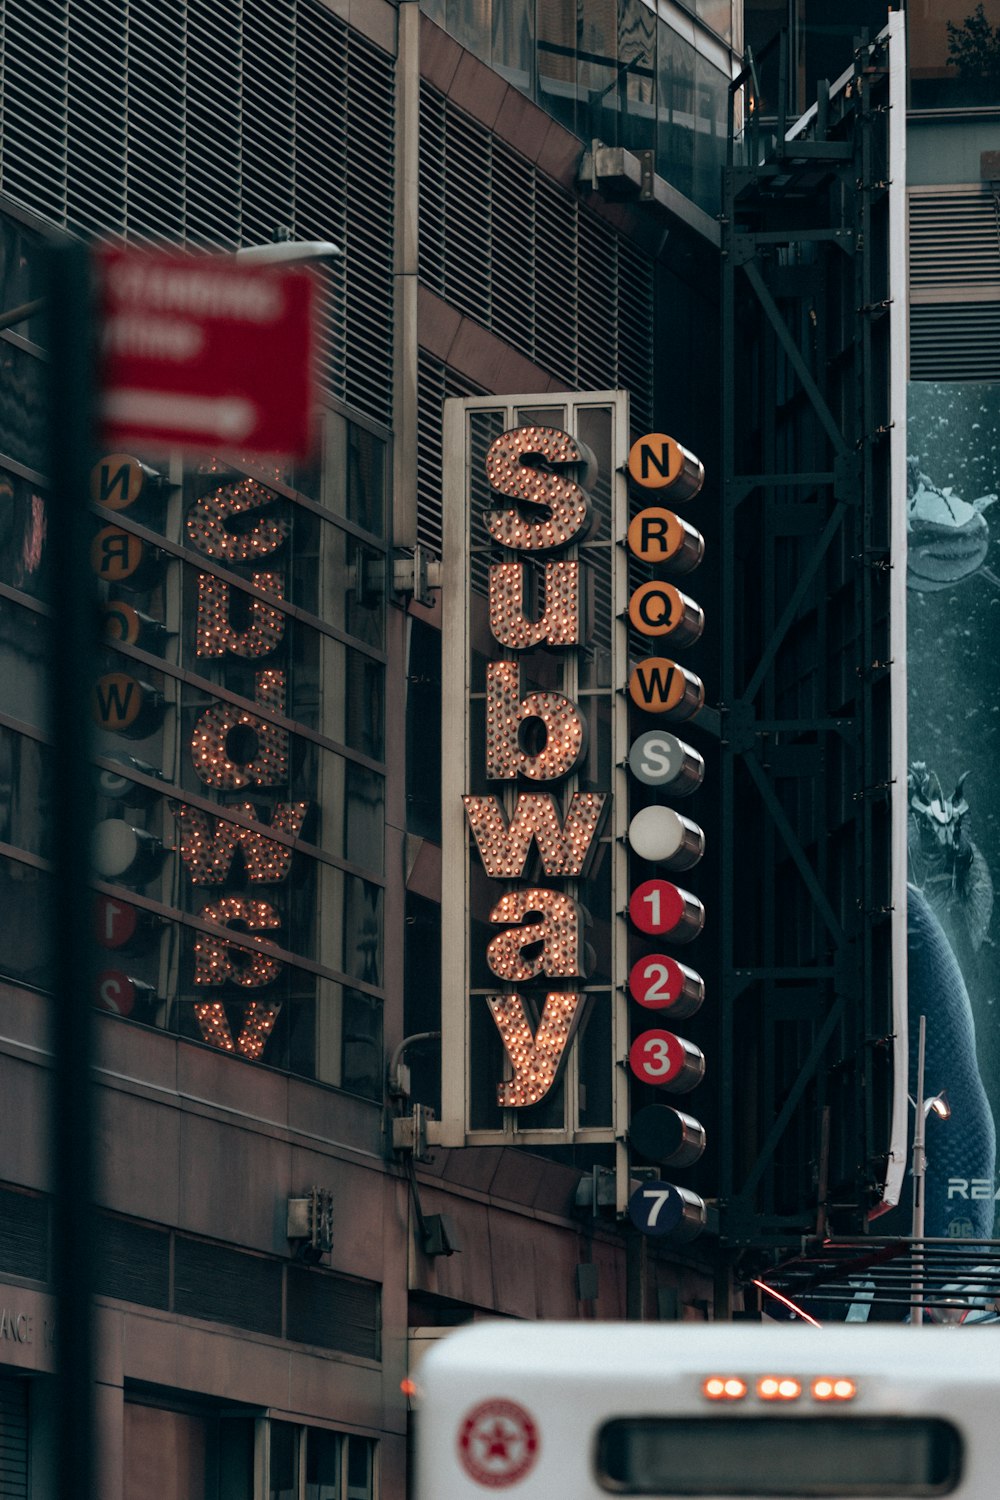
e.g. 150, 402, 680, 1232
179, 475, 307, 1060
464, 425, 606, 1109
443, 403, 711, 1197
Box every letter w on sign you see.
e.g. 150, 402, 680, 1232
631, 660, 679, 708
463, 793, 607, 879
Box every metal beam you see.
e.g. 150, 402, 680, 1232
742, 502, 846, 703
742, 752, 844, 944
737, 994, 846, 1201
741, 258, 850, 458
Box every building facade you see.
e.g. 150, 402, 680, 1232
0, 1, 740, 1496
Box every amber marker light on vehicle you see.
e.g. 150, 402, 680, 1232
757, 1377, 802, 1401
812, 1378, 857, 1402
702, 1377, 748, 1401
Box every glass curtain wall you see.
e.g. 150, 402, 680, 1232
421, 0, 733, 214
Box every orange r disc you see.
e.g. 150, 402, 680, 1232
627, 507, 684, 562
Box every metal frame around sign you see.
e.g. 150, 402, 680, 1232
439, 392, 630, 1206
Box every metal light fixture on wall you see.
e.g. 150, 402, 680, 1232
235, 227, 342, 265
286, 1186, 334, 1263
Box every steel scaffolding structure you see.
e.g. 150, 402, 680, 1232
718, 26, 902, 1249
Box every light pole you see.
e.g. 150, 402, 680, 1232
911, 1013, 928, 1326
910, 1012, 951, 1326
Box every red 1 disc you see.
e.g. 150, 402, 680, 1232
94, 893, 138, 949
628, 879, 684, 935
629, 954, 686, 1009
629, 1029, 685, 1086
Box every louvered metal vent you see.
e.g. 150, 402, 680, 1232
0, 0, 395, 425
286, 1263, 381, 1358
911, 303, 1000, 382
910, 188, 1000, 291
95, 1216, 170, 1311
0, 1184, 47, 1281
174, 1236, 284, 1338
0, 1379, 27, 1500
416, 350, 485, 559
419, 85, 654, 428
909, 187, 1000, 380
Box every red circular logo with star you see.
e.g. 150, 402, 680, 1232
457, 1399, 540, 1488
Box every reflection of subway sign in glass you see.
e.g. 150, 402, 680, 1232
180, 474, 304, 1061
90, 525, 146, 582
90, 452, 156, 511
85, 423, 388, 1099
623, 430, 708, 1239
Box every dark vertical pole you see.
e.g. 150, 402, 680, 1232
46, 235, 98, 1500
625, 1227, 648, 1320
713, 1253, 734, 1322
720, 99, 737, 1236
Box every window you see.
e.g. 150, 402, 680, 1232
910, 0, 1000, 110
123, 1403, 255, 1500
269, 1423, 376, 1500
123, 1408, 375, 1500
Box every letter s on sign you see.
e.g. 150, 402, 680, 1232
484, 426, 596, 552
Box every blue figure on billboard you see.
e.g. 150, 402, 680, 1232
906, 882, 996, 1238
908, 762, 994, 962
906, 458, 999, 592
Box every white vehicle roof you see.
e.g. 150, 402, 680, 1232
419, 1317, 993, 1382
417, 1322, 997, 1500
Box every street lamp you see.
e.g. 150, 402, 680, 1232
0, 233, 342, 338
235, 237, 341, 265
235, 226, 342, 264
